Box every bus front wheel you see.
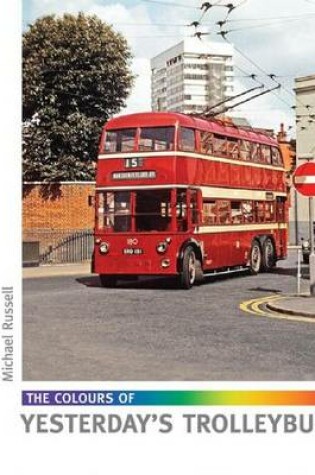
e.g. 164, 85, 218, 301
249, 240, 262, 275
179, 246, 197, 289
261, 238, 276, 272
100, 274, 117, 288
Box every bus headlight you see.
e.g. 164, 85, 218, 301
156, 242, 168, 254
99, 242, 110, 254
161, 259, 171, 268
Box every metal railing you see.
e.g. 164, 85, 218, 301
23, 229, 94, 264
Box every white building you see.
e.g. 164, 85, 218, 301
151, 38, 234, 114
291, 74, 315, 243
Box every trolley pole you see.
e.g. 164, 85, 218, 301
310, 196, 315, 296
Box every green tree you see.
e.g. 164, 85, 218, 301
23, 13, 134, 181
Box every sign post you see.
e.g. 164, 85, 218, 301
293, 162, 315, 297
309, 196, 315, 296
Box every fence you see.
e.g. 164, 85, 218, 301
23, 229, 94, 265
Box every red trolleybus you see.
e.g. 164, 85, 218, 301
93, 112, 288, 289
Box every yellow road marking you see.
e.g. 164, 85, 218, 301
240, 295, 279, 316
240, 295, 315, 324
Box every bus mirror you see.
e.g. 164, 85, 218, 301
88, 195, 95, 207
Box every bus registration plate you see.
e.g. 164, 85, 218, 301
123, 248, 144, 255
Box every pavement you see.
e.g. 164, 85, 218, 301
266, 295, 315, 319
23, 262, 91, 279
23, 260, 315, 318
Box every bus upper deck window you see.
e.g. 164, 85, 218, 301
251, 142, 260, 162
213, 134, 227, 156
139, 127, 174, 152
271, 147, 282, 166
104, 129, 136, 153
179, 127, 195, 152
261, 145, 272, 164
226, 137, 239, 159
200, 131, 213, 154
239, 140, 251, 161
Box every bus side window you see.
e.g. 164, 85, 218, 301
200, 131, 213, 154
265, 201, 275, 222
251, 143, 260, 162
176, 189, 188, 231
179, 127, 195, 152
203, 201, 216, 225
261, 145, 272, 164
227, 138, 239, 159
231, 201, 242, 224
271, 147, 282, 166
217, 200, 230, 224
255, 201, 265, 222
241, 201, 253, 223
213, 134, 227, 157
276, 196, 286, 221
239, 140, 251, 161
190, 190, 199, 225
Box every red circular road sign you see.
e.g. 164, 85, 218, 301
293, 162, 315, 197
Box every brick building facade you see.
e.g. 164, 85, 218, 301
23, 182, 95, 263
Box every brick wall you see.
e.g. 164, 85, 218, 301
23, 183, 95, 261
23, 182, 95, 232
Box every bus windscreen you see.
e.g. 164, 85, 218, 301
139, 127, 174, 152
104, 129, 136, 153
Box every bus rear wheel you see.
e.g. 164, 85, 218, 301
195, 259, 204, 285
179, 246, 197, 289
100, 274, 117, 288
261, 238, 276, 272
249, 240, 262, 275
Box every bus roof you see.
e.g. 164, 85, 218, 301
104, 112, 278, 147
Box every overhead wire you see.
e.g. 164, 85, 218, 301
218, 33, 311, 114
226, 11, 315, 22
198, 1, 231, 24
140, 0, 198, 9
193, 1, 248, 43
107, 12, 315, 28
217, 14, 315, 33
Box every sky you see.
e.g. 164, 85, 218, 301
22, 0, 315, 135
